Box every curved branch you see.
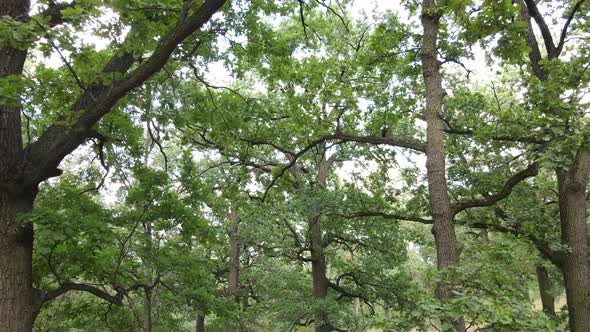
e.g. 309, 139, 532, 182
43, 282, 125, 304
452, 162, 539, 215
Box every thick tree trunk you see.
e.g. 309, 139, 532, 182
0, 0, 35, 330
224, 208, 240, 332
556, 153, 590, 332
536, 265, 555, 316
310, 148, 332, 332
196, 314, 205, 332
420, 2, 464, 331
0, 193, 35, 332
310, 215, 331, 332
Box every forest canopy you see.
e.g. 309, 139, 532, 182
0, 0, 589, 331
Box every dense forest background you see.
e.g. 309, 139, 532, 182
0, 0, 589, 331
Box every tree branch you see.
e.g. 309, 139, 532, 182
37, 1, 77, 27
557, 0, 587, 56
327, 211, 433, 224
443, 126, 547, 145
523, 0, 557, 58
43, 282, 126, 304
465, 221, 563, 267
24, 0, 227, 186
518, 0, 548, 80
452, 162, 539, 215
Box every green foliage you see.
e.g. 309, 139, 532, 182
20, 0, 590, 330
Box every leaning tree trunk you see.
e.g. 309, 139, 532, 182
556, 152, 590, 332
420, 1, 465, 331
0, 0, 34, 329
224, 208, 240, 332
536, 265, 555, 316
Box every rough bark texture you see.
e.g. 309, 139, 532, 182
556, 149, 590, 332
535, 265, 555, 316
0, 193, 35, 332
310, 148, 332, 332
0, 0, 34, 329
224, 208, 240, 332
420, 2, 465, 331
196, 314, 206, 332
310, 214, 331, 332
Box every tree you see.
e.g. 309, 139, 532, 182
0, 0, 227, 329
448, 0, 590, 329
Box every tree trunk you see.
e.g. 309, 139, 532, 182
0, 193, 35, 332
310, 147, 332, 332
142, 212, 154, 332
143, 287, 153, 332
353, 297, 360, 316
224, 208, 240, 332
196, 314, 205, 332
536, 265, 555, 316
0, 0, 35, 330
310, 215, 331, 332
420, 2, 464, 331
556, 152, 590, 332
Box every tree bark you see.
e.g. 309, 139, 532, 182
143, 287, 153, 332
310, 214, 331, 332
224, 208, 240, 332
556, 150, 590, 332
420, 2, 465, 331
196, 314, 206, 332
0, 192, 35, 332
536, 265, 555, 316
310, 146, 333, 332
0, 1, 34, 329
